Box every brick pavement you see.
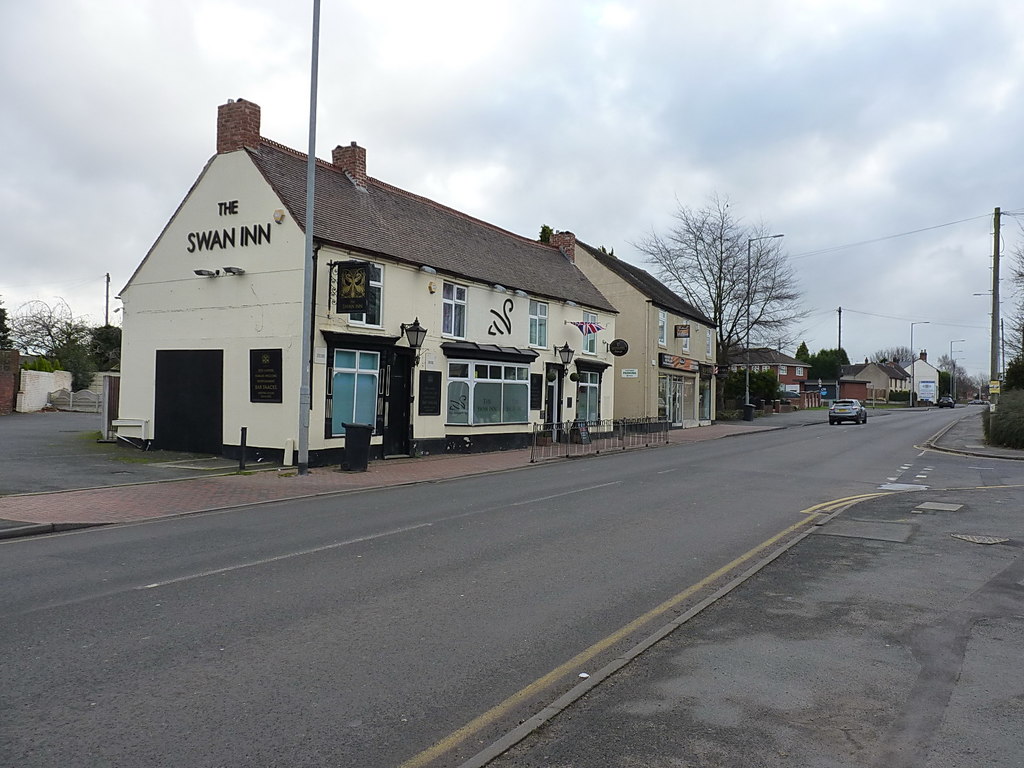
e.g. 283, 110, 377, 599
0, 422, 775, 531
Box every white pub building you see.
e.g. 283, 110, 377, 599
114, 99, 618, 466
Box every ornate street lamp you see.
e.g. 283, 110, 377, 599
401, 318, 427, 364
555, 343, 575, 365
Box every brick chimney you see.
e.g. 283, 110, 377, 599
920, 350, 927, 362
333, 142, 367, 186
550, 231, 576, 263
217, 98, 261, 153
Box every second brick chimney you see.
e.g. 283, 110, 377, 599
217, 98, 261, 154
550, 231, 576, 263
333, 142, 367, 187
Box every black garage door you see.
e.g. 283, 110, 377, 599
154, 349, 224, 454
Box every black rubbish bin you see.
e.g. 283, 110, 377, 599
742, 403, 756, 422
341, 423, 373, 471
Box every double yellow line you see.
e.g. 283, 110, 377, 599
400, 491, 890, 768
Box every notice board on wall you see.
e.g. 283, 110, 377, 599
418, 370, 442, 416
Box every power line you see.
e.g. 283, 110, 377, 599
841, 306, 987, 330
790, 212, 998, 260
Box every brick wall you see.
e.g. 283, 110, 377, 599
0, 350, 18, 415
16, 369, 73, 412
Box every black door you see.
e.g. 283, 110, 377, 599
381, 350, 411, 457
544, 363, 564, 425
154, 349, 224, 454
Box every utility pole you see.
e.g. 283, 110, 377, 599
991, 206, 1001, 401
837, 306, 842, 351
297, 0, 321, 475
104, 273, 110, 326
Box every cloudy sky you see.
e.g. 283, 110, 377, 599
3, 0, 1022, 377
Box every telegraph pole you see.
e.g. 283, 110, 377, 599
991, 207, 1001, 401
837, 306, 842, 351
297, 0, 321, 475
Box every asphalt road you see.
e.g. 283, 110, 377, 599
0, 407, 997, 767
0, 411, 241, 495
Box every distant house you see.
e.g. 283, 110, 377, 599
907, 350, 941, 404
841, 360, 909, 402
735, 348, 811, 395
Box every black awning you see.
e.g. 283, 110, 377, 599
575, 358, 611, 372
440, 341, 540, 364
320, 331, 402, 351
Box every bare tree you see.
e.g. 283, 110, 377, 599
10, 299, 91, 356
633, 194, 805, 366
10, 298, 98, 391
871, 346, 913, 367
1005, 223, 1024, 363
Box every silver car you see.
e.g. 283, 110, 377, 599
829, 398, 867, 425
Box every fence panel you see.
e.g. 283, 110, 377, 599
530, 418, 669, 462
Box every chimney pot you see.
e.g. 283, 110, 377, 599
333, 142, 368, 186
549, 230, 577, 263
217, 98, 261, 153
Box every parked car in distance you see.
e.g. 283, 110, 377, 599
829, 399, 867, 425
969, 399, 985, 405
937, 396, 955, 408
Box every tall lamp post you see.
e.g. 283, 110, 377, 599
744, 233, 785, 412
950, 339, 965, 401
909, 321, 929, 406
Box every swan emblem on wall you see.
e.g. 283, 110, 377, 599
487, 298, 514, 336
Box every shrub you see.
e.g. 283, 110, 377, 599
987, 390, 1024, 448
21, 357, 61, 372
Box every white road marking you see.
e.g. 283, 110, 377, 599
139, 522, 433, 589
510, 481, 622, 506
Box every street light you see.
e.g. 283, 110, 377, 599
909, 321, 929, 406
950, 339, 965, 401
555, 342, 575, 365
745, 234, 785, 411
401, 317, 427, 364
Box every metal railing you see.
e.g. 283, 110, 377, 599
530, 418, 670, 462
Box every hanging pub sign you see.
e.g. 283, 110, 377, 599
250, 348, 283, 403
674, 324, 690, 339
608, 338, 629, 356
336, 261, 371, 313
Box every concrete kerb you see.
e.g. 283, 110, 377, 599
924, 411, 1024, 461
455, 492, 884, 768
0, 522, 107, 541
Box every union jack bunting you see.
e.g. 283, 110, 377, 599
569, 321, 605, 335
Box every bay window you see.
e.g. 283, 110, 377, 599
447, 361, 530, 424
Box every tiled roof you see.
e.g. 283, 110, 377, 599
248, 141, 616, 313
843, 362, 909, 380
879, 362, 909, 379
743, 348, 810, 366
576, 241, 714, 326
